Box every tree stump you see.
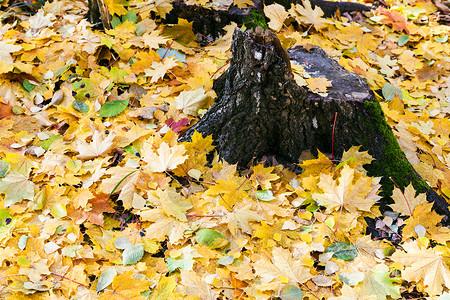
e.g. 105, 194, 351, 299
180, 27, 450, 222
166, 0, 371, 45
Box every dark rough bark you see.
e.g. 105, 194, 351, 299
88, 0, 371, 41
87, 0, 111, 29
166, 0, 371, 44
180, 28, 450, 223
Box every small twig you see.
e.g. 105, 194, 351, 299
332, 112, 337, 162
50, 272, 89, 288
161, 35, 179, 60
335, 204, 343, 234
186, 214, 223, 218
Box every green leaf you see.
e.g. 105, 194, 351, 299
122, 10, 138, 24
96, 268, 117, 292
72, 101, 89, 113
99, 99, 129, 117
101, 37, 113, 48
12, 105, 25, 115
41, 134, 62, 150
0, 209, 11, 224
0, 209, 14, 242
195, 229, 228, 249
326, 242, 358, 260
55, 65, 68, 77
0, 160, 10, 178
111, 15, 121, 28
397, 34, 409, 46
22, 79, 35, 92
361, 264, 400, 300
110, 67, 129, 83
123, 145, 138, 155
279, 285, 304, 300
255, 190, 275, 201
122, 244, 144, 265
382, 83, 402, 101
434, 35, 448, 43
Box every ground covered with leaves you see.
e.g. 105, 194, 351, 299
0, 0, 449, 299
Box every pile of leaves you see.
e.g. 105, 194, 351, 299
0, 0, 449, 299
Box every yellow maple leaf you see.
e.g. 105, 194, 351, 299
105, 21, 136, 40
76, 130, 116, 160
206, 178, 248, 209
155, 0, 173, 19
143, 31, 170, 50
130, 51, 161, 74
254, 221, 291, 248
0, 41, 22, 64
290, 0, 332, 31
264, 4, 289, 32
99, 270, 152, 300
99, 167, 140, 209
179, 270, 220, 298
142, 141, 188, 173
144, 57, 179, 83
401, 201, 444, 239
389, 183, 426, 216
391, 240, 450, 296
299, 150, 333, 178
173, 131, 215, 177
340, 145, 373, 175
250, 164, 279, 190
149, 275, 177, 300
103, 0, 128, 16
223, 203, 263, 234
175, 88, 209, 116
306, 77, 332, 93
151, 188, 192, 221
234, 0, 254, 8
312, 164, 381, 214
253, 247, 313, 287
139, 208, 189, 243
162, 19, 198, 47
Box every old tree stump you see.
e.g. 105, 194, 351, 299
180, 27, 450, 223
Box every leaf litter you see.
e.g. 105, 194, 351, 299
0, 0, 449, 299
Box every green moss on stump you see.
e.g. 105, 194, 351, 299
361, 99, 429, 200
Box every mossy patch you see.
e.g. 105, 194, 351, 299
243, 11, 268, 30
361, 99, 429, 201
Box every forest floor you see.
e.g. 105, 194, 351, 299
0, 0, 449, 299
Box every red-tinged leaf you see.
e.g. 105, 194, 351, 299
165, 117, 190, 133
379, 9, 410, 33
